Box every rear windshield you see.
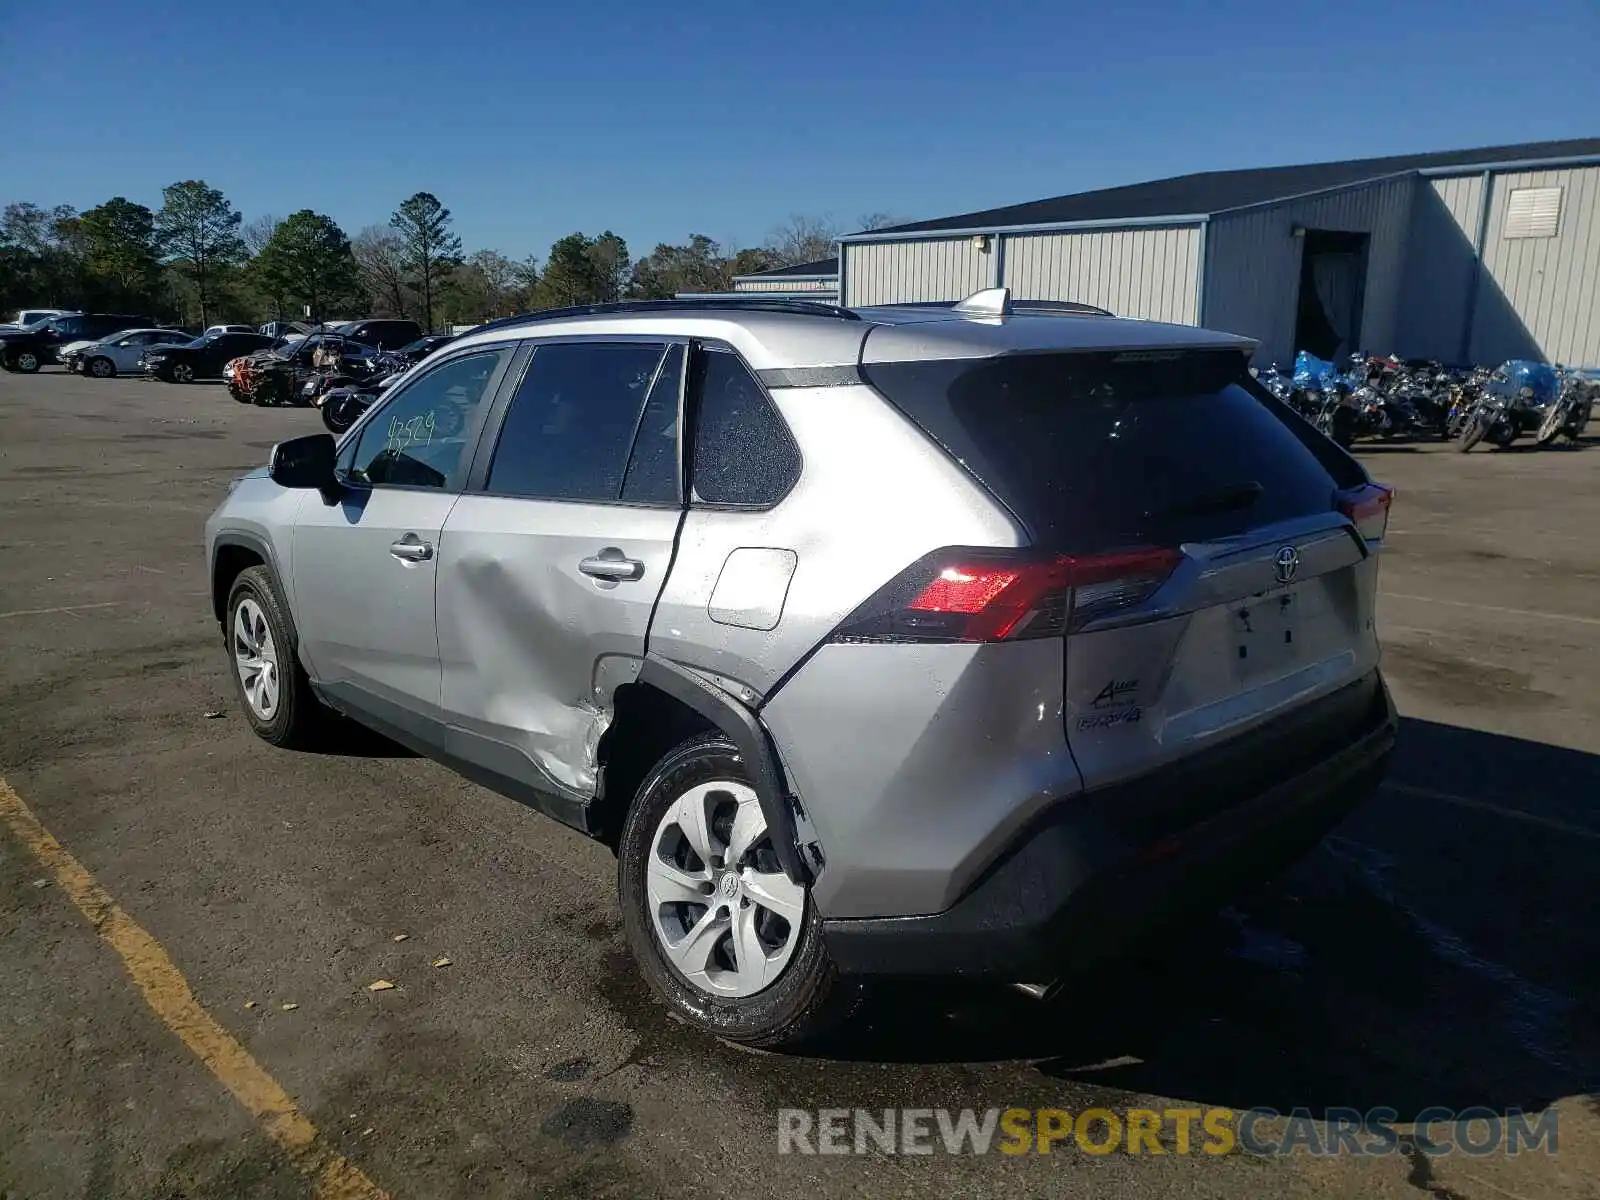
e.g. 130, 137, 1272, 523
863, 349, 1364, 552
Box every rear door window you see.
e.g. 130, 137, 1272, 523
862, 349, 1363, 551
485, 341, 670, 502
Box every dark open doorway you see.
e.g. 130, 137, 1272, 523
1294, 229, 1369, 360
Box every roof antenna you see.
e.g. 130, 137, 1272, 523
952, 287, 1011, 318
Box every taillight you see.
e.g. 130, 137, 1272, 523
831, 546, 1183, 644
1335, 482, 1393, 541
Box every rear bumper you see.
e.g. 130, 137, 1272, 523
821, 670, 1397, 981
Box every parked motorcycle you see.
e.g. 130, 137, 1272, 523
309, 350, 409, 433
1450, 361, 1554, 451
1535, 368, 1597, 445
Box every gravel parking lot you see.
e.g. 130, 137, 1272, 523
2, 371, 1597, 1200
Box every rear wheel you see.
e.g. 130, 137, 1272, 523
617, 733, 857, 1047
1535, 402, 1567, 446
87, 356, 115, 378
322, 400, 358, 434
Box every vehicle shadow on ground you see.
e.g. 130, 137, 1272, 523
820, 717, 1600, 1120
301, 718, 419, 759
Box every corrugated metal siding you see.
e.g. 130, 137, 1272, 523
1203, 175, 1416, 366
1001, 227, 1200, 322
1474, 166, 1600, 365
734, 277, 835, 293
841, 239, 991, 306
1395, 174, 1484, 361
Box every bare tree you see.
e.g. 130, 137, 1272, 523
242, 214, 282, 257
764, 214, 841, 267
352, 225, 410, 318
857, 212, 907, 232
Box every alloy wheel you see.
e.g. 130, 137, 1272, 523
16, 351, 39, 373
646, 781, 804, 998
172, 363, 194, 383
232, 598, 281, 721
90, 358, 113, 378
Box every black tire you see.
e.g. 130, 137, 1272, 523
1455, 415, 1487, 452
229, 385, 252, 404
1535, 403, 1567, 447
12, 350, 40, 374
87, 356, 116, 379
617, 733, 858, 1048
1329, 406, 1357, 449
322, 403, 356, 434
170, 362, 195, 384
224, 566, 324, 749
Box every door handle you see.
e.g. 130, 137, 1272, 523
390, 535, 434, 563
578, 551, 644, 582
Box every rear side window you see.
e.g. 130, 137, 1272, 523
487, 341, 668, 502
689, 347, 800, 507
621, 344, 684, 505
862, 349, 1362, 551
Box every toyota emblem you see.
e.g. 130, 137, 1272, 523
1274, 545, 1301, 584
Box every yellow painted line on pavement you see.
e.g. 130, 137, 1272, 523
0, 776, 387, 1200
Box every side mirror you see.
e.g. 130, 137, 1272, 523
269, 434, 339, 495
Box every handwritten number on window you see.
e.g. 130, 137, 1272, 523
385, 409, 437, 456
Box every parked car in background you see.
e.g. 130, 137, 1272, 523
54, 338, 105, 367
69, 328, 192, 378
224, 333, 379, 404
203, 324, 257, 337
1, 307, 77, 330
333, 318, 422, 350
0, 312, 152, 372
142, 331, 277, 382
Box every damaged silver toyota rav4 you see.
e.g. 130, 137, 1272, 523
206, 290, 1396, 1046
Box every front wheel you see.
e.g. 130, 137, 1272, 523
617, 734, 857, 1048
170, 362, 195, 383
224, 566, 323, 749
1456, 413, 1488, 452
87, 356, 115, 379
12, 350, 40, 374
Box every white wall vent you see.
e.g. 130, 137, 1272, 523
1504, 187, 1563, 239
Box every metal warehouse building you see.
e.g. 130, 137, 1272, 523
675, 258, 839, 303
838, 138, 1600, 367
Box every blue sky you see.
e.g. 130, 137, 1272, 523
3, 0, 1596, 263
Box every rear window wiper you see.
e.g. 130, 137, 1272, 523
1148, 480, 1263, 521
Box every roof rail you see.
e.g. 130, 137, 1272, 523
878, 289, 1117, 319
464, 297, 861, 338
1009, 299, 1116, 317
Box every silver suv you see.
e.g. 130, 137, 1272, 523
205, 290, 1397, 1046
